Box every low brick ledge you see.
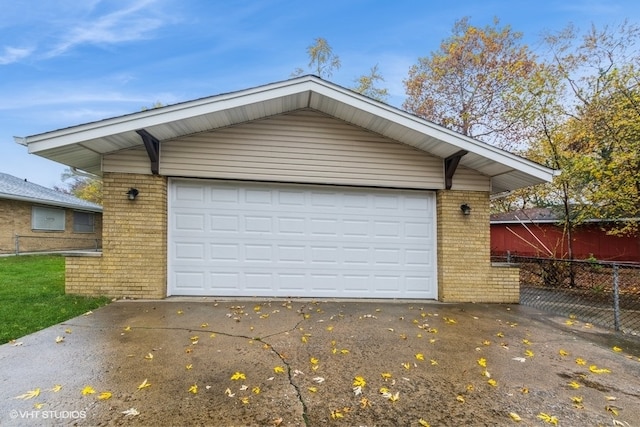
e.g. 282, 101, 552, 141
62, 251, 103, 257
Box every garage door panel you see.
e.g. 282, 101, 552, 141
175, 243, 205, 260
175, 271, 205, 290
210, 272, 240, 291
169, 180, 436, 298
210, 214, 239, 232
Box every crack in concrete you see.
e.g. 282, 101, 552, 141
258, 304, 312, 427
64, 303, 314, 425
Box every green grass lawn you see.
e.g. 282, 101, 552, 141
0, 255, 111, 343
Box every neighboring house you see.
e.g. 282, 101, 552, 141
0, 172, 102, 254
16, 76, 554, 302
491, 207, 640, 263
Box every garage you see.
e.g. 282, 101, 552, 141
168, 179, 437, 298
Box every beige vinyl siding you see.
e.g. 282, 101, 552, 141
104, 147, 151, 174
161, 109, 443, 189
104, 109, 490, 191
451, 165, 491, 192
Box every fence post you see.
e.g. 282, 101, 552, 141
613, 264, 621, 332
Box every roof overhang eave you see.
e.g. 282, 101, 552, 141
0, 193, 102, 213
17, 76, 556, 194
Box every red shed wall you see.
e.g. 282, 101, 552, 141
490, 223, 640, 262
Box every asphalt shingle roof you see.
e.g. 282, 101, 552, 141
0, 172, 102, 212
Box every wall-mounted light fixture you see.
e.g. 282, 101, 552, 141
126, 188, 139, 200
460, 203, 471, 215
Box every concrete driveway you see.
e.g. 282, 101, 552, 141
1, 299, 640, 426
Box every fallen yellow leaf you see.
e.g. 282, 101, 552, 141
189, 384, 197, 394
240, 396, 250, 404
50, 385, 62, 392
381, 372, 392, 380
252, 386, 260, 394
33, 402, 44, 409
98, 391, 112, 400
418, 419, 431, 427
525, 349, 534, 358
137, 379, 150, 390
606, 405, 620, 416
612, 346, 623, 352
331, 409, 343, 419
509, 412, 522, 422
477, 357, 487, 368
55, 336, 64, 343
360, 397, 371, 408
575, 358, 586, 365
537, 412, 559, 425
231, 372, 246, 380
81, 386, 96, 395
589, 365, 611, 374
568, 381, 581, 389
487, 379, 497, 387
352, 376, 366, 387
15, 388, 41, 399
559, 349, 569, 356
415, 353, 425, 361
274, 366, 285, 374
144, 352, 153, 360
456, 395, 465, 403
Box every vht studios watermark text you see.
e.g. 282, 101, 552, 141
9, 409, 86, 420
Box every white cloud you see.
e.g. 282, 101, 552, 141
0, 46, 33, 64
46, 0, 165, 57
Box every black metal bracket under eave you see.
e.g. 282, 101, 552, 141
444, 150, 468, 190
136, 129, 160, 175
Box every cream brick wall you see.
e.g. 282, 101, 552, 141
65, 173, 167, 298
437, 190, 519, 303
0, 199, 102, 254
66, 175, 518, 302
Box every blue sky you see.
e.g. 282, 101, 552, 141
1, 0, 638, 189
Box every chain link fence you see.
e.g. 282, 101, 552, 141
11, 235, 102, 255
493, 255, 640, 337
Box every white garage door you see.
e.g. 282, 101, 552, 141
168, 179, 437, 299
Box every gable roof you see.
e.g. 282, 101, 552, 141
15, 75, 555, 194
0, 172, 102, 212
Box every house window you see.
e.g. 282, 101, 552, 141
73, 211, 95, 233
32, 206, 65, 231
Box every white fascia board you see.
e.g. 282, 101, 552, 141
20, 78, 317, 154
307, 81, 556, 183
19, 74, 555, 184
